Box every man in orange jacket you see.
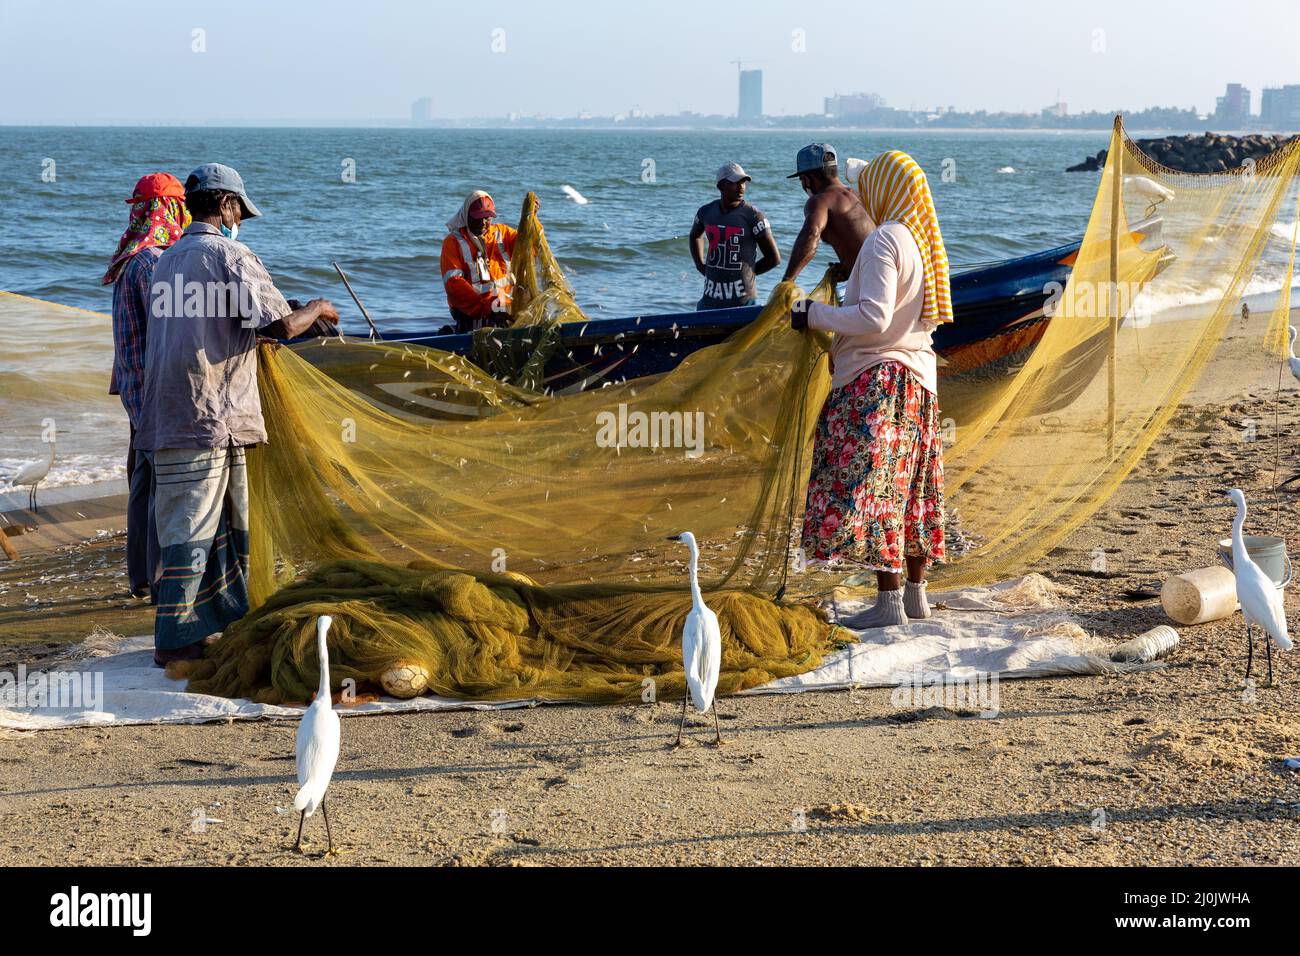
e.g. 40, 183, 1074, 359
441, 190, 517, 332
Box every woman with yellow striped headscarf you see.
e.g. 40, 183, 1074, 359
792, 149, 948, 627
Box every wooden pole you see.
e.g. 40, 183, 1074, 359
1108, 116, 1122, 459
332, 262, 382, 341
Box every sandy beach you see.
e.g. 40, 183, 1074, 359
2, 366, 1297, 866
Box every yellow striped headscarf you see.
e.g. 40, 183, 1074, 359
856, 150, 953, 328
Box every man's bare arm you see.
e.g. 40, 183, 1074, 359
781, 196, 829, 282
688, 219, 708, 276
262, 299, 339, 339
754, 226, 781, 276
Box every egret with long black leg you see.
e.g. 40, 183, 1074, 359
667, 532, 723, 746
1226, 489, 1292, 684
1282, 327, 1300, 490
0, 439, 55, 513
294, 615, 342, 853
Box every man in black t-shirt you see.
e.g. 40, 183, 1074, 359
689, 162, 781, 310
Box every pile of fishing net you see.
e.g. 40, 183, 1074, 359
180, 558, 834, 704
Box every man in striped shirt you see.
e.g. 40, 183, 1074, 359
136, 163, 337, 666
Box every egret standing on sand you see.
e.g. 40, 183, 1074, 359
294, 615, 342, 853
1226, 489, 1292, 684
1, 439, 54, 513
1280, 327, 1300, 490
667, 532, 723, 746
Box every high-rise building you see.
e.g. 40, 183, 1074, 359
1213, 83, 1252, 126
411, 97, 434, 124
738, 70, 762, 121
823, 92, 886, 118
1261, 85, 1300, 130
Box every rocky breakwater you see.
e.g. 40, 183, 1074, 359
1067, 132, 1296, 173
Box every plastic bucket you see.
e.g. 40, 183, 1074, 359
1218, 535, 1292, 590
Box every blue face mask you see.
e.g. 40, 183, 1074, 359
220, 221, 239, 241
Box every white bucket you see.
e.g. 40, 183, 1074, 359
1161, 566, 1239, 626
1218, 536, 1292, 591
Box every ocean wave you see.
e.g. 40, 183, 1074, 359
1132, 266, 1295, 318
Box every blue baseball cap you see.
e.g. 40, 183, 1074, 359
184, 163, 263, 218
787, 143, 838, 178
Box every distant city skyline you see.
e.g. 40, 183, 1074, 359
3, 0, 1300, 125
399, 80, 1297, 133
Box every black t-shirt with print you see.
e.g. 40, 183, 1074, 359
693, 199, 770, 309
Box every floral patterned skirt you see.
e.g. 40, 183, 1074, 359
801, 361, 945, 572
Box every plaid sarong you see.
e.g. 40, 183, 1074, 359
149, 447, 251, 650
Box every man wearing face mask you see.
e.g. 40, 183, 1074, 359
441, 190, 518, 333
781, 143, 876, 287
138, 162, 338, 666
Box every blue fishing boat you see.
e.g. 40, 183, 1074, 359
368, 239, 1083, 393
296, 218, 1170, 421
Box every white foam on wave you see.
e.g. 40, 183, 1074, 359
1269, 220, 1300, 242
1131, 266, 1294, 320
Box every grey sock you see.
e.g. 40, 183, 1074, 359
905, 580, 931, 619
841, 588, 906, 629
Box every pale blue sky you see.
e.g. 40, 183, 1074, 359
2, 0, 1297, 122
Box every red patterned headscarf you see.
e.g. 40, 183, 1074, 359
102, 173, 191, 285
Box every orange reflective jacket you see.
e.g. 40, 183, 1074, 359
440, 223, 517, 321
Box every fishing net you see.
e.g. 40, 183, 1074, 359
936, 119, 1300, 583
246, 276, 837, 602
5, 117, 1298, 701
183, 559, 832, 704
214, 268, 844, 699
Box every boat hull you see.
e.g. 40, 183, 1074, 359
373, 241, 1081, 389
294, 241, 1088, 418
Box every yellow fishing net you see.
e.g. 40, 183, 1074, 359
937, 119, 1300, 582
184, 559, 831, 705
5, 118, 1297, 702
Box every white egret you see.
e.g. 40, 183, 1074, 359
1123, 175, 1176, 207
1282, 327, 1300, 490
1226, 489, 1292, 684
1, 441, 55, 513
843, 157, 868, 189
667, 532, 723, 746
293, 614, 342, 853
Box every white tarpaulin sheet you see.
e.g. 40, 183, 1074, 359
0, 574, 1147, 731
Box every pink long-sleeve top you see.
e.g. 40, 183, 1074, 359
805, 221, 937, 394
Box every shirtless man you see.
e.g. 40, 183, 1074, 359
780, 143, 876, 285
